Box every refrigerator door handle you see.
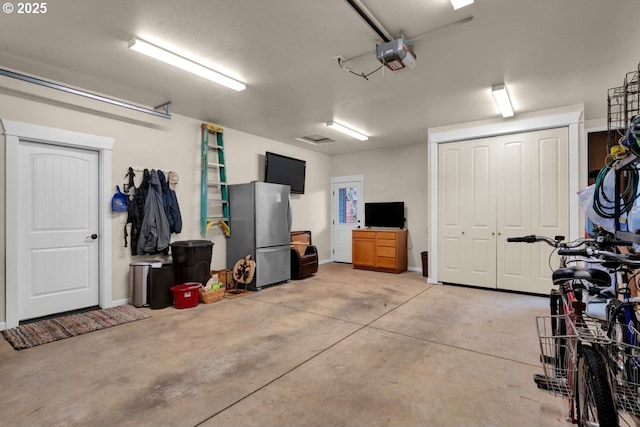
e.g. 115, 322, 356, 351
287, 193, 292, 233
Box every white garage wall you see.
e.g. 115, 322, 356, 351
331, 143, 429, 271
0, 78, 331, 323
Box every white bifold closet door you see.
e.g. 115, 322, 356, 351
437, 127, 569, 293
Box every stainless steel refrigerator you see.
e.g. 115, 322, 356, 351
226, 181, 291, 290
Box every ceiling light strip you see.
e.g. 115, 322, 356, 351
450, 0, 474, 10
0, 68, 171, 119
327, 121, 369, 141
492, 84, 514, 118
128, 37, 246, 92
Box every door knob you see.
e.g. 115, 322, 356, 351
86, 234, 98, 240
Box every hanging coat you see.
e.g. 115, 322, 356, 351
158, 170, 182, 234
137, 170, 171, 255
125, 168, 150, 255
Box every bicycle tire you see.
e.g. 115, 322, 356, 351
576, 346, 619, 427
550, 291, 567, 376
608, 299, 638, 345
607, 298, 640, 414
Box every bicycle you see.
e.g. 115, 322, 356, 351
559, 245, 640, 418
508, 235, 620, 426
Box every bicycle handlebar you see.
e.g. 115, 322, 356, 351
559, 247, 640, 267
557, 249, 588, 256
506, 235, 566, 247
506, 235, 634, 249
506, 235, 538, 243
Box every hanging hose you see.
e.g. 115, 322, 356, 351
592, 161, 640, 218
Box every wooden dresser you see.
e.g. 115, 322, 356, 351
352, 229, 408, 273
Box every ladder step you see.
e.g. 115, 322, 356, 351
208, 144, 224, 150
207, 215, 229, 221
204, 124, 224, 133
207, 181, 227, 186
207, 199, 228, 204
207, 162, 225, 168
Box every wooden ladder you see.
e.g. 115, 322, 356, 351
201, 123, 230, 237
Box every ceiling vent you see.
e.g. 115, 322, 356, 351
296, 135, 335, 145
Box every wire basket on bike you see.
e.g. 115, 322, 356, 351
608, 321, 640, 415
536, 315, 578, 397
573, 316, 612, 345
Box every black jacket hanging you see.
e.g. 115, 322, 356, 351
125, 168, 151, 255
158, 170, 182, 234
137, 170, 171, 255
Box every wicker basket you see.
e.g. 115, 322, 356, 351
211, 269, 233, 290
199, 287, 225, 304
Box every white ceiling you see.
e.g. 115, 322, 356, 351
0, 0, 638, 155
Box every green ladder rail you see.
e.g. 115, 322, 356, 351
200, 123, 230, 237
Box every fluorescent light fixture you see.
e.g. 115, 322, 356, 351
128, 37, 246, 91
450, 0, 474, 10
326, 121, 369, 141
492, 84, 514, 118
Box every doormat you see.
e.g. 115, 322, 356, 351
1, 305, 151, 351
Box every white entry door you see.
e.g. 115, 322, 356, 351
17, 141, 100, 321
331, 177, 364, 263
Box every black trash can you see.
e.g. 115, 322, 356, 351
171, 240, 214, 287
149, 263, 176, 309
421, 251, 428, 277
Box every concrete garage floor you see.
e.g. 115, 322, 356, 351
0, 263, 572, 427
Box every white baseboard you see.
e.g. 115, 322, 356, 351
0, 322, 6, 331
407, 266, 421, 273
108, 298, 130, 307
319, 259, 332, 265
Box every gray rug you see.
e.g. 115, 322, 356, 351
2, 305, 151, 350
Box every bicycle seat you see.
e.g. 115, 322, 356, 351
552, 267, 611, 287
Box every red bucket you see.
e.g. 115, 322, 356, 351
170, 282, 202, 309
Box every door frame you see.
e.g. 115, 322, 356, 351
3, 119, 113, 328
428, 109, 583, 285
330, 174, 364, 262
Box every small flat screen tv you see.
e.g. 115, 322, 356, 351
365, 202, 405, 229
264, 152, 306, 194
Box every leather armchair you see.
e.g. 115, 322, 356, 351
290, 230, 318, 279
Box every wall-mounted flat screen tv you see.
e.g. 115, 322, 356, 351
365, 202, 405, 229
264, 152, 306, 194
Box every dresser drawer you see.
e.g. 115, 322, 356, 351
377, 256, 397, 268
377, 246, 396, 258
353, 230, 375, 239
376, 231, 397, 240
376, 239, 395, 248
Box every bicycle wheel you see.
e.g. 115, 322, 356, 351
576, 346, 619, 427
608, 299, 635, 345
607, 299, 640, 415
550, 291, 567, 376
